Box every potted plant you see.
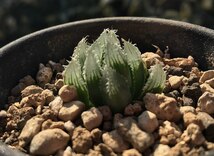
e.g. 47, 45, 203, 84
0, 17, 214, 156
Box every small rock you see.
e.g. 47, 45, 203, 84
98, 105, 112, 121
181, 123, 205, 146
205, 142, 214, 151
7, 104, 19, 114
91, 128, 102, 144
181, 83, 202, 105
72, 126, 93, 154
138, 111, 159, 133
177, 96, 184, 106
64, 121, 75, 136
44, 83, 58, 94
19, 75, 35, 86
56, 72, 63, 79
143, 93, 181, 122
88, 149, 101, 156
197, 112, 214, 129
199, 70, 214, 83
41, 89, 54, 104
17, 107, 35, 129
163, 81, 172, 93
153, 144, 171, 156
158, 121, 182, 146
56, 146, 74, 156
124, 103, 142, 116
6, 120, 17, 131
30, 128, 69, 155
198, 92, 214, 114
181, 71, 190, 79
180, 106, 196, 114
13, 101, 22, 108
200, 83, 214, 93
113, 113, 123, 129
168, 76, 183, 89
20, 93, 45, 108
206, 78, 214, 88
49, 96, 63, 115
62, 146, 74, 156
4, 132, 18, 145
187, 74, 199, 85
36, 64, 53, 87
102, 130, 129, 153
36, 104, 43, 114
58, 85, 78, 103
21, 85, 43, 98
166, 65, 184, 76
117, 117, 154, 152
170, 141, 190, 156
141, 52, 163, 67
48, 60, 64, 73
164, 56, 196, 70
166, 90, 181, 99
122, 149, 142, 156
55, 79, 64, 90
94, 143, 117, 156
41, 119, 64, 130
0, 110, 7, 118
182, 95, 195, 107
58, 101, 85, 121
81, 107, 103, 131
18, 116, 44, 147
183, 112, 203, 129
12, 101, 22, 109
41, 109, 57, 120
191, 67, 202, 77
0, 110, 7, 129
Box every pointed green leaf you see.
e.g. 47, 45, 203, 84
83, 51, 103, 106
105, 29, 120, 45
123, 39, 148, 98
100, 66, 132, 113
72, 37, 89, 69
104, 40, 131, 82
87, 37, 105, 66
63, 59, 92, 107
140, 64, 166, 98
88, 29, 121, 66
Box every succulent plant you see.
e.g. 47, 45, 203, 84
63, 29, 166, 112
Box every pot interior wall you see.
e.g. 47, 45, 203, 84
0, 17, 214, 108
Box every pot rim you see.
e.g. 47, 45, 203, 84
1, 17, 214, 53
0, 16, 214, 156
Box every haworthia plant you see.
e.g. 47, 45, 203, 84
63, 29, 166, 112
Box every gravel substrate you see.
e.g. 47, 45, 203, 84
0, 49, 214, 156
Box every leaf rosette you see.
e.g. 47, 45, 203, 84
64, 29, 166, 112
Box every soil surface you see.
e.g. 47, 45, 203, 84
1, 49, 214, 156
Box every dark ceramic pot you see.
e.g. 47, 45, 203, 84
0, 17, 214, 155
